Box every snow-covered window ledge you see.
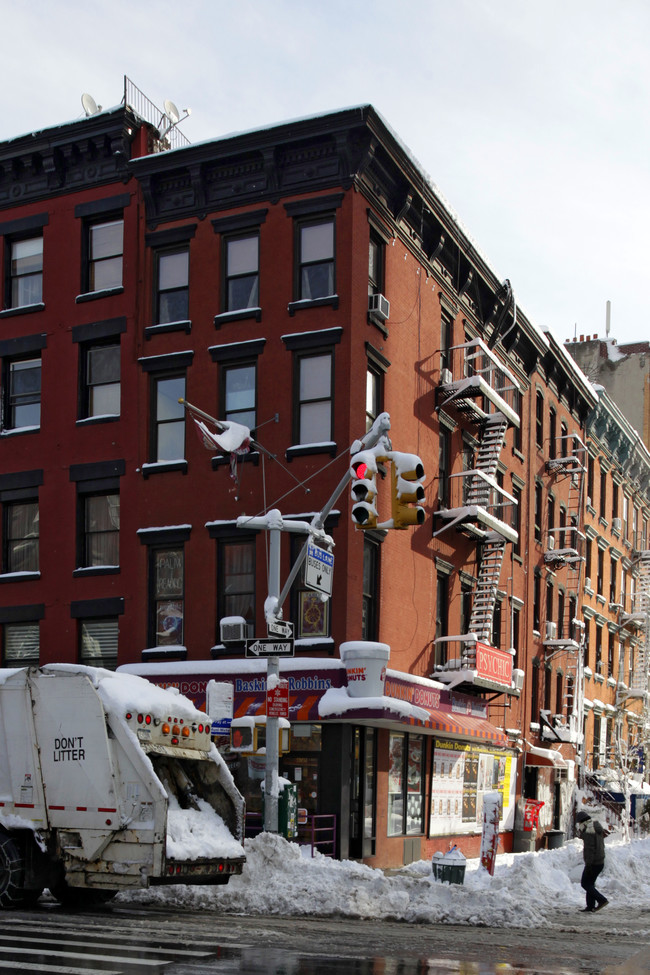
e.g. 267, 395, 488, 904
287, 295, 339, 316
76, 414, 120, 427
214, 308, 261, 328
286, 442, 337, 461
141, 460, 188, 478
141, 645, 188, 662
0, 571, 40, 583
0, 302, 45, 319
75, 286, 124, 304
73, 565, 120, 578
145, 320, 192, 338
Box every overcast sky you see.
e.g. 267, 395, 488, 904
3, 0, 648, 348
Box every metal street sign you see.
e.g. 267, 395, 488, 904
268, 619, 294, 638
245, 638, 295, 658
305, 542, 334, 596
211, 718, 232, 736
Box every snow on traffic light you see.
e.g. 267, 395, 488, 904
350, 450, 379, 529
389, 451, 426, 529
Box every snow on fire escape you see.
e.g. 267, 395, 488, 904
433, 339, 520, 694
541, 433, 588, 746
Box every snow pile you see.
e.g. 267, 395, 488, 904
166, 794, 245, 860
120, 830, 650, 926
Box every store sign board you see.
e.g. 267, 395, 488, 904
475, 642, 513, 687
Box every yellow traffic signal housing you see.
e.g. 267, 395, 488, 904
390, 452, 426, 529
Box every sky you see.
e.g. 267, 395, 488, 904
2, 0, 649, 349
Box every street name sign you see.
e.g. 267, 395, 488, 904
268, 619, 294, 638
245, 638, 295, 658
305, 542, 334, 596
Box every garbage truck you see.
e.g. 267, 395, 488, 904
0, 664, 246, 908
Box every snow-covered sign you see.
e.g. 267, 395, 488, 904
305, 542, 334, 596
267, 679, 289, 719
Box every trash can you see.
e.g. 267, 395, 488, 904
546, 829, 565, 850
432, 846, 466, 884
263, 782, 298, 839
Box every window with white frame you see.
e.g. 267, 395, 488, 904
5, 356, 41, 429
87, 218, 123, 292
223, 362, 256, 430
155, 247, 189, 324
82, 340, 120, 417
81, 493, 119, 568
9, 236, 43, 308
225, 234, 259, 311
296, 351, 333, 444
152, 373, 186, 461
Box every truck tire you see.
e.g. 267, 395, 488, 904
0, 830, 29, 909
51, 880, 117, 908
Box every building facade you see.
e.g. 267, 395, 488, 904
1, 94, 646, 867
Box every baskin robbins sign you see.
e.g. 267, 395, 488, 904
475, 641, 513, 688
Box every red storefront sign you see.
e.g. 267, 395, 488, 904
267, 679, 290, 719
475, 642, 513, 687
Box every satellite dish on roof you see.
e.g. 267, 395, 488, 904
164, 99, 180, 124
81, 93, 101, 117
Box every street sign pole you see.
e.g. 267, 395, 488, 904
264, 516, 281, 834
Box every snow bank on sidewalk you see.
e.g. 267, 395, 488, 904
119, 831, 650, 926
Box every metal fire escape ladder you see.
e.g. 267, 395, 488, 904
467, 532, 507, 649
627, 551, 650, 696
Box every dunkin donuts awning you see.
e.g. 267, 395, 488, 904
119, 658, 508, 747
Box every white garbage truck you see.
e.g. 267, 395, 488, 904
0, 664, 246, 908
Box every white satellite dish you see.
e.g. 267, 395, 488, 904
164, 99, 180, 124
81, 93, 100, 117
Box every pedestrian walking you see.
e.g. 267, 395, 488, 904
575, 810, 609, 913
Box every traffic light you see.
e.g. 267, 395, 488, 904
390, 452, 426, 529
350, 450, 378, 529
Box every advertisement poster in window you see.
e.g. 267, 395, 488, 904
299, 590, 328, 638
430, 740, 516, 835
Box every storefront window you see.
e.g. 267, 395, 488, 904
388, 732, 424, 836
429, 740, 514, 835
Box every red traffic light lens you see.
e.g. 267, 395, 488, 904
353, 461, 368, 479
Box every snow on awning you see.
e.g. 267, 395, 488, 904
524, 744, 567, 768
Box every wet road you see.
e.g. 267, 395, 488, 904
0, 899, 648, 974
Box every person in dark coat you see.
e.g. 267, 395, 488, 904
575, 810, 608, 912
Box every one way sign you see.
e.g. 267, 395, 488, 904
245, 638, 295, 658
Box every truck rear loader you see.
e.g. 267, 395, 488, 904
0, 664, 246, 908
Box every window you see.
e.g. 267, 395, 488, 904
511, 484, 521, 555
610, 558, 617, 604
595, 624, 603, 674
87, 218, 123, 292
533, 571, 541, 632
152, 547, 184, 646
534, 481, 543, 542
365, 359, 384, 434
295, 351, 333, 444
5, 356, 41, 429
81, 341, 120, 418
218, 538, 256, 636
557, 589, 565, 639
440, 311, 453, 374
297, 218, 334, 300
152, 374, 186, 461
223, 362, 256, 431
387, 732, 425, 836
460, 581, 473, 637
535, 391, 544, 448
79, 618, 118, 670
599, 468, 607, 520
546, 581, 554, 634
555, 671, 563, 715
585, 538, 592, 583
612, 482, 619, 524
512, 389, 522, 451
362, 537, 379, 641
368, 231, 384, 297
492, 599, 502, 649
80, 493, 119, 568
623, 495, 629, 539
597, 548, 604, 596
462, 442, 475, 504
2, 621, 39, 667
608, 629, 615, 678
548, 407, 556, 459
587, 455, 594, 504
8, 237, 43, 308
434, 572, 449, 668
290, 535, 330, 641
438, 428, 450, 507
225, 234, 259, 311
155, 247, 189, 324
3, 500, 38, 573
512, 606, 520, 669
531, 663, 540, 724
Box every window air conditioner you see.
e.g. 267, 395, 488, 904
585, 577, 592, 590
513, 669, 525, 691
547, 535, 555, 550
612, 517, 622, 533
440, 367, 453, 385
368, 293, 390, 322
545, 621, 557, 640
220, 617, 248, 643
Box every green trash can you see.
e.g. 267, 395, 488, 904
432, 847, 466, 884
262, 782, 298, 839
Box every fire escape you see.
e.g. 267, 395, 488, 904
540, 433, 587, 748
616, 545, 650, 772
433, 338, 521, 694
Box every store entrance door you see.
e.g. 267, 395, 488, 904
349, 726, 376, 859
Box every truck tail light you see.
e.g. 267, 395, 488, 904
181, 726, 190, 738
162, 723, 171, 735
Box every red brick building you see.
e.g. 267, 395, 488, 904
0, 95, 617, 867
